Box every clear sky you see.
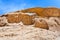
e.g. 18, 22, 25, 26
0, 0, 60, 15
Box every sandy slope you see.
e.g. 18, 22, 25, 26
0, 24, 59, 40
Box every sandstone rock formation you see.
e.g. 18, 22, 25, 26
5, 12, 22, 23
21, 7, 60, 17
34, 18, 49, 30
42, 8, 60, 17
0, 7, 60, 40
0, 17, 7, 26
20, 7, 44, 17
21, 13, 36, 25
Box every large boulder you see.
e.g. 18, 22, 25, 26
6, 12, 22, 23
21, 13, 36, 25
0, 17, 7, 26
34, 18, 49, 30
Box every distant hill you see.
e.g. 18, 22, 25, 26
20, 7, 44, 17
20, 7, 60, 17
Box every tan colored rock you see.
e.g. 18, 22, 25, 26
21, 13, 36, 25
0, 17, 7, 26
42, 8, 60, 17
20, 7, 44, 17
34, 18, 49, 30
21, 7, 60, 17
6, 13, 22, 23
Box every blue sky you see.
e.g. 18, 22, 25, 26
0, 0, 60, 15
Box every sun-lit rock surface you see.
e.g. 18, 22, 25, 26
21, 13, 36, 25
20, 7, 60, 17
0, 17, 7, 26
34, 18, 49, 29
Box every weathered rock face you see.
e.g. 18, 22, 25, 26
3, 12, 37, 25
1, 7, 60, 24
21, 7, 60, 17
2, 12, 22, 23
34, 18, 49, 30
21, 7, 44, 17
21, 13, 36, 25
0, 7, 60, 27
0, 17, 7, 26
6, 13, 22, 23
42, 8, 60, 17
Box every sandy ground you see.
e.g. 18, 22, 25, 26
0, 24, 59, 40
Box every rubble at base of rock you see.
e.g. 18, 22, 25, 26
0, 25, 58, 40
